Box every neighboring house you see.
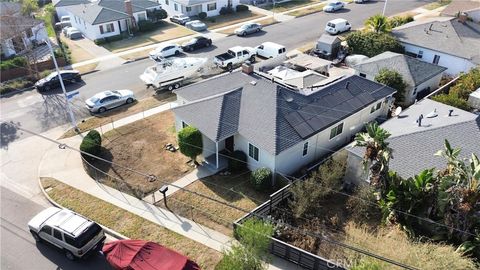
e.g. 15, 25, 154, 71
172, 67, 396, 178
441, 0, 480, 23
392, 17, 480, 76
353, 51, 446, 106
0, 2, 48, 58
344, 98, 480, 184
53, 0, 90, 19
161, 0, 239, 17
65, 0, 161, 40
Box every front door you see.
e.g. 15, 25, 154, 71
225, 136, 234, 153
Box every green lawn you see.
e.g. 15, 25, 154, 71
202, 11, 265, 30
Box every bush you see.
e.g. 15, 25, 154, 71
448, 67, 480, 99
431, 92, 471, 111
219, 6, 234, 15
374, 68, 407, 104
236, 4, 249, 12
80, 130, 102, 161
198, 12, 207, 20
0, 56, 27, 71
389, 15, 414, 28
250, 168, 272, 190
228, 150, 247, 172
208, 17, 216, 23
94, 38, 106, 45
178, 126, 203, 163
105, 35, 123, 42
0, 78, 34, 95
346, 31, 404, 57
138, 20, 157, 32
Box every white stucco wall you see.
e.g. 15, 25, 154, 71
1, 39, 16, 57
69, 12, 122, 40
234, 134, 276, 172
401, 42, 476, 76
162, 0, 239, 16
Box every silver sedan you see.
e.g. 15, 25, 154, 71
85, 90, 135, 113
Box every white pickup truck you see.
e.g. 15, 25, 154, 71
213, 46, 256, 70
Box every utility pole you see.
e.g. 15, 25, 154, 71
382, 0, 388, 16
272, 0, 276, 20
45, 39, 78, 131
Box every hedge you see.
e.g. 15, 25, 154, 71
250, 168, 272, 190
219, 6, 234, 15
138, 20, 157, 32
0, 56, 27, 71
236, 5, 249, 12
80, 130, 102, 161
94, 34, 123, 45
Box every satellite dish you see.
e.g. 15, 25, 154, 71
426, 109, 438, 118
394, 106, 403, 117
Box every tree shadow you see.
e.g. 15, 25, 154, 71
0, 121, 22, 149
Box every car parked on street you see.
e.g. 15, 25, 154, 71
256, 42, 286, 59
214, 46, 256, 70
234, 23, 262, 36
68, 29, 83, 40
185, 20, 207, 32
169, 14, 191, 25
85, 90, 136, 113
354, 0, 370, 3
28, 207, 106, 261
181, 36, 212, 52
55, 16, 71, 29
35, 70, 81, 92
323, 1, 345, 12
149, 44, 182, 60
62, 26, 73, 36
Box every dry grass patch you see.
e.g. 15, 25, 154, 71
285, 2, 326, 17
103, 22, 194, 52
424, 0, 451, 10
218, 17, 278, 35
60, 94, 175, 138
262, 0, 322, 12
161, 171, 271, 237
75, 63, 98, 74
89, 110, 194, 197
204, 11, 265, 30
61, 36, 95, 63
41, 177, 222, 269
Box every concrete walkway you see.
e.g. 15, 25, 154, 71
71, 37, 126, 70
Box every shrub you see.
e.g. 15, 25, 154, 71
228, 150, 247, 172
431, 92, 471, 111
250, 168, 272, 190
389, 15, 414, 28
178, 126, 203, 163
105, 35, 123, 42
0, 78, 34, 95
346, 31, 404, 57
138, 20, 157, 32
94, 38, 106, 45
208, 17, 216, 23
449, 67, 480, 99
236, 4, 249, 12
346, 184, 380, 222
0, 56, 27, 71
374, 68, 407, 105
198, 12, 207, 20
219, 6, 234, 15
80, 130, 102, 161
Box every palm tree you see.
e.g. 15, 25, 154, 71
354, 122, 393, 195
364, 14, 391, 33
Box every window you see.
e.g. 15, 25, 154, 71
433, 55, 440, 65
138, 13, 146, 21
302, 142, 308, 156
186, 6, 191, 12
174, 3, 178, 11
64, 235, 76, 247
207, 3, 216, 11
359, 73, 366, 78
248, 143, 259, 161
418, 50, 423, 59
105, 23, 114, 33
53, 229, 63, 240
40, 225, 52, 235
165, 0, 169, 5
329, 123, 343, 139
370, 102, 382, 113
413, 87, 418, 95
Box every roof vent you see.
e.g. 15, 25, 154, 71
448, 109, 454, 117
345, 81, 350, 89
416, 114, 424, 127
426, 109, 438, 118
250, 80, 257, 86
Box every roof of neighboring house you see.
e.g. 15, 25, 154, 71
347, 99, 480, 178
0, 12, 44, 42
173, 0, 216, 6
392, 17, 480, 64
65, 0, 160, 25
0, 2, 21, 15
317, 34, 342, 45
353, 51, 447, 87
174, 71, 396, 155
53, 0, 90, 7
441, 0, 480, 17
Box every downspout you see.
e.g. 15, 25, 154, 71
216, 141, 219, 169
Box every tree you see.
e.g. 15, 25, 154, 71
374, 68, 407, 105
354, 122, 392, 197
21, 0, 39, 16
216, 218, 274, 270
178, 126, 203, 164
364, 14, 391, 33
346, 31, 404, 57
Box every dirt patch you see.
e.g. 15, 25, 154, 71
41, 177, 222, 269
88, 110, 194, 198
160, 171, 272, 236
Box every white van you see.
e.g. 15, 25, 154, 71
325, 18, 351, 35
256, 42, 286, 59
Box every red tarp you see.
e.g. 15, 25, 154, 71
102, 240, 201, 270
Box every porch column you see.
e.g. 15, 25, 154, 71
215, 142, 219, 169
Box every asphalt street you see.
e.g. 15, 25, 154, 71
0, 186, 112, 270
0, 0, 433, 144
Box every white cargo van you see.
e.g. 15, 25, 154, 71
256, 42, 286, 59
325, 18, 351, 35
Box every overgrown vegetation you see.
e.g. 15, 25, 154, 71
0, 77, 34, 95
432, 67, 480, 111
374, 68, 407, 105
250, 167, 272, 191
346, 32, 404, 57
178, 126, 203, 164
364, 14, 414, 33
0, 56, 27, 71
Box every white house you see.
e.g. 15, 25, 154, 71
392, 17, 480, 76
353, 51, 446, 106
161, 0, 239, 17
172, 67, 396, 179
0, 2, 48, 58
64, 0, 161, 41
53, 0, 90, 19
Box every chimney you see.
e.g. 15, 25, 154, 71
448, 109, 454, 116
242, 62, 254, 74
125, 0, 136, 28
458, 12, 468, 24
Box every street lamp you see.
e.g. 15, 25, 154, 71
382, 0, 388, 16
272, 0, 276, 20
44, 39, 78, 132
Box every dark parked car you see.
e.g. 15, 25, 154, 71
35, 70, 81, 92
169, 14, 191, 25
181, 36, 212, 52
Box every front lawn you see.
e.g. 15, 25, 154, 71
285, 2, 327, 17
60, 36, 95, 63
87, 110, 194, 197
203, 11, 265, 30
262, 0, 322, 12
159, 171, 272, 237
217, 17, 278, 35
103, 22, 195, 52
41, 177, 222, 269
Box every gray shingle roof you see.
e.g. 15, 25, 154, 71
53, 0, 90, 7
347, 99, 480, 179
174, 71, 396, 155
392, 18, 480, 64
353, 51, 447, 87
173, 0, 215, 6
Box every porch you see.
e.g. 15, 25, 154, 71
184, 4, 203, 16
203, 153, 228, 173
201, 135, 235, 173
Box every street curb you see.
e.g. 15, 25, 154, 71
37, 177, 129, 240
0, 86, 35, 98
